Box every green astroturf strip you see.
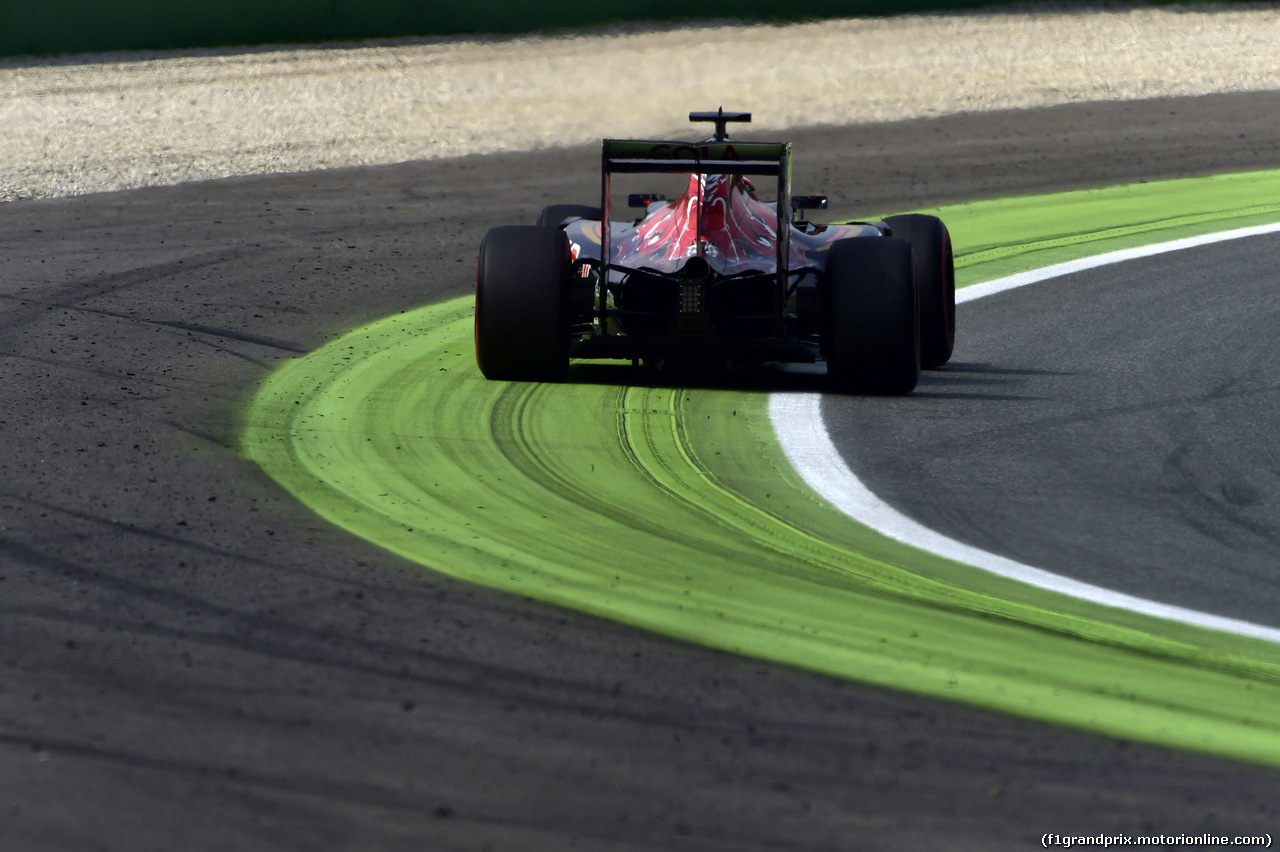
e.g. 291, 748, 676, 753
242, 168, 1280, 765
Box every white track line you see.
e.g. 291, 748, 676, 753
770, 222, 1280, 644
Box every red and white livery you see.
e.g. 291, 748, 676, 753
475, 110, 955, 393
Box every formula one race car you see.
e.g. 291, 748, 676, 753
475, 110, 954, 393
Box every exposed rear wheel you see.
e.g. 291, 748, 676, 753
885, 213, 955, 368
475, 226, 571, 382
825, 237, 920, 394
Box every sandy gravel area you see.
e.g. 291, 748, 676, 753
2, 3, 1279, 201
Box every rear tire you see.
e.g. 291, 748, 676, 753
475, 226, 571, 382
535, 204, 602, 228
885, 214, 955, 368
824, 237, 920, 395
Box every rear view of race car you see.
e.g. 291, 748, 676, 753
475, 110, 954, 393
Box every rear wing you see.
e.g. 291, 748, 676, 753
602, 139, 790, 176
600, 138, 793, 279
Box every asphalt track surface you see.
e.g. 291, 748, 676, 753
5, 92, 1280, 850
826, 231, 1280, 631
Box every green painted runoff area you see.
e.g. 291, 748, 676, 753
242, 168, 1280, 766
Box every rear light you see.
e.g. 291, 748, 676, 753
679, 281, 703, 314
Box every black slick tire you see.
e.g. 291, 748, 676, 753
885, 213, 955, 368
535, 204, 602, 228
824, 236, 920, 395
475, 226, 571, 382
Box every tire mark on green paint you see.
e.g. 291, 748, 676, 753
241, 168, 1280, 767
613, 386, 752, 563
243, 295, 1280, 767
956, 202, 1280, 269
